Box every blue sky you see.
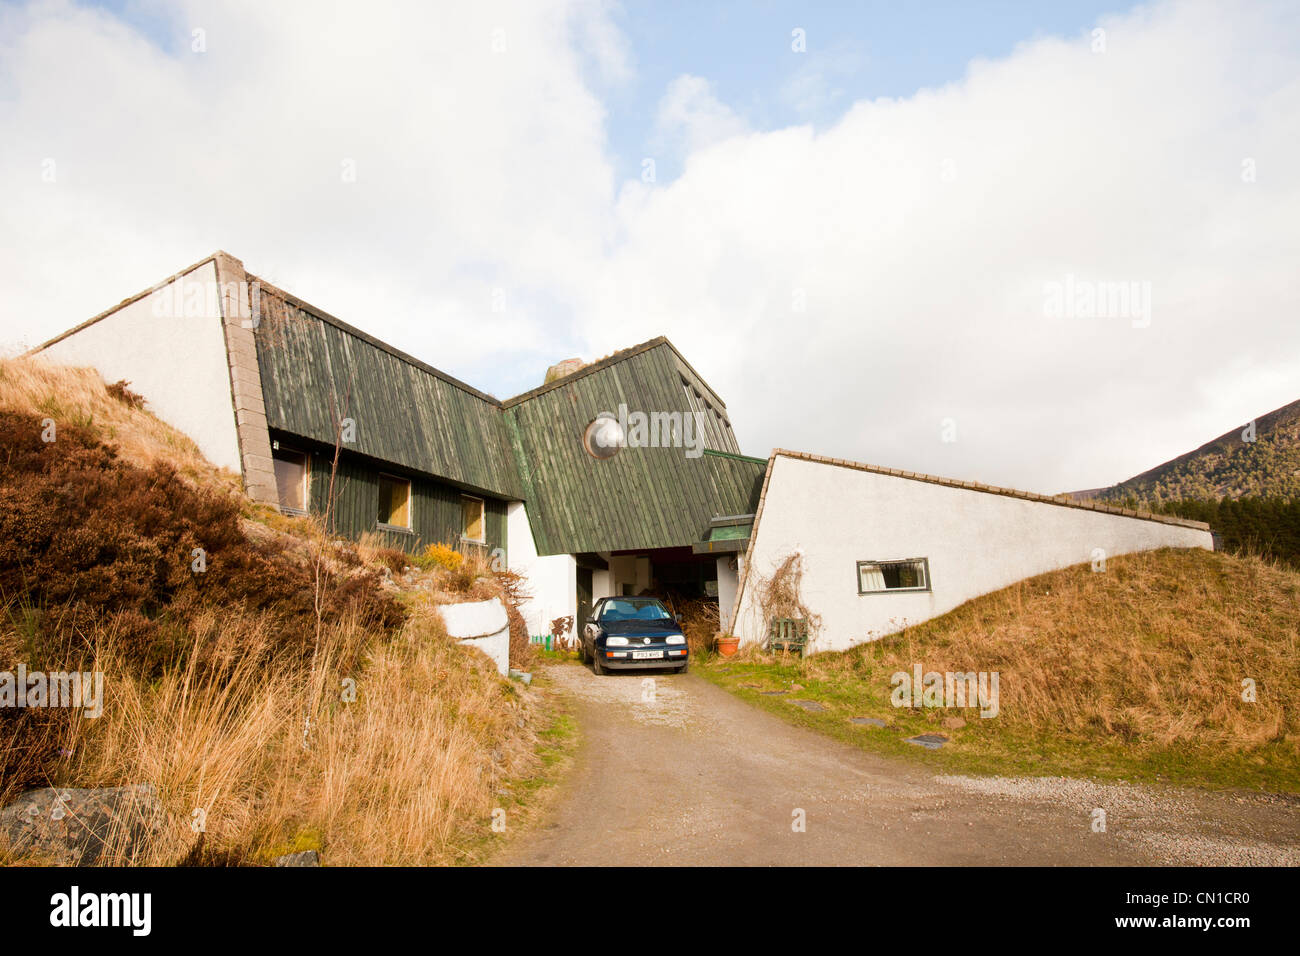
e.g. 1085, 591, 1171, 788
598, 0, 1128, 179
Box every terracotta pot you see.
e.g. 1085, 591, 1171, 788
716, 636, 740, 657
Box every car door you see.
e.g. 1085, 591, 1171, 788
584, 597, 605, 651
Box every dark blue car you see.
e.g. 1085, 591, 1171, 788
580, 597, 690, 674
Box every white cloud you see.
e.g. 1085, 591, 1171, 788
2, 0, 1297, 494
653, 74, 748, 157
585, 0, 1300, 493
778, 44, 862, 116
0, 0, 618, 394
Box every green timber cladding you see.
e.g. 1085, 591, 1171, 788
272, 430, 507, 555
503, 339, 766, 554
248, 279, 763, 558
252, 281, 523, 501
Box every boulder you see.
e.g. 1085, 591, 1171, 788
0, 784, 163, 865
544, 358, 585, 384
274, 849, 320, 867
438, 598, 510, 675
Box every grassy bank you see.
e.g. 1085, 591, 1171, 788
0, 356, 553, 864
700, 548, 1299, 793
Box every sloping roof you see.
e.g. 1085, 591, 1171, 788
29, 252, 223, 354
761, 450, 1211, 530
246, 282, 762, 547
503, 336, 731, 410
726, 448, 1211, 633
251, 280, 524, 500
504, 339, 764, 554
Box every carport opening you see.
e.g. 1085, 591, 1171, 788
607, 546, 723, 651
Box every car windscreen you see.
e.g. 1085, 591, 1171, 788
598, 600, 672, 622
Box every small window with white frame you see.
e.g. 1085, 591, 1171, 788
461, 494, 485, 543
857, 557, 930, 594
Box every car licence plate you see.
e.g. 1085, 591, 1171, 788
632, 650, 663, 660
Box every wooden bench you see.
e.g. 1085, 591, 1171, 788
768, 618, 809, 656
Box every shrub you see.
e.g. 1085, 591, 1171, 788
495, 569, 535, 669
416, 542, 465, 573
105, 380, 146, 410
0, 410, 405, 795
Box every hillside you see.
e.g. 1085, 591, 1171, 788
0, 356, 549, 865
1082, 398, 1300, 503
702, 548, 1300, 793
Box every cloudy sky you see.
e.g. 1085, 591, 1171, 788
2, 0, 1297, 494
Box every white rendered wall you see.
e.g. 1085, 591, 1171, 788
37, 261, 242, 473
593, 569, 615, 604
608, 555, 635, 593
506, 502, 576, 638
733, 456, 1213, 653
717, 555, 741, 631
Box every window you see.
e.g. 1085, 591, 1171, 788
273, 448, 309, 513
681, 375, 732, 452
857, 558, 930, 594
598, 598, 672, 622
377, 474, 411, 529
461, 495, 485, 543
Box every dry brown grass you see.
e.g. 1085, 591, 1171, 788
0, 356, 238, 494
356, 532, 409, 575
810, 548, 1299, 751
701, 548, 1300, 790
662, 596, 719, 654
0, 355, 547, 864
43, 598, 540, 866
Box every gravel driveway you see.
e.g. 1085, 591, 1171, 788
496, 662, 1300, 866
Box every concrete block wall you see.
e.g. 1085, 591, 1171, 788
212, 252, 279, 506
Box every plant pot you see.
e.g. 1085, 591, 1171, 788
716, 635, 740, 657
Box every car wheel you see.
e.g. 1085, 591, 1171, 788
592, 650, 604, 675
678, 657, 690, 674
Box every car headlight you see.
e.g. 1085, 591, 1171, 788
606, 636, 629, 646
666, 634, 686, 645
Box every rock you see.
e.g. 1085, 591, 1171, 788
274, 849, 320, 867
942, 716, 967, 730
438, 598, 510, 676
508, 669, 532, 685
850, 716, 887, 728
544, 358, 585, 384
905, 734, 949, 750
788, 699, 827, 712
0, 784, 163, 865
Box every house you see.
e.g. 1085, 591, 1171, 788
727, 450, 1212, 652
30, 252, 764, 641
30, 251, 1212, 653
